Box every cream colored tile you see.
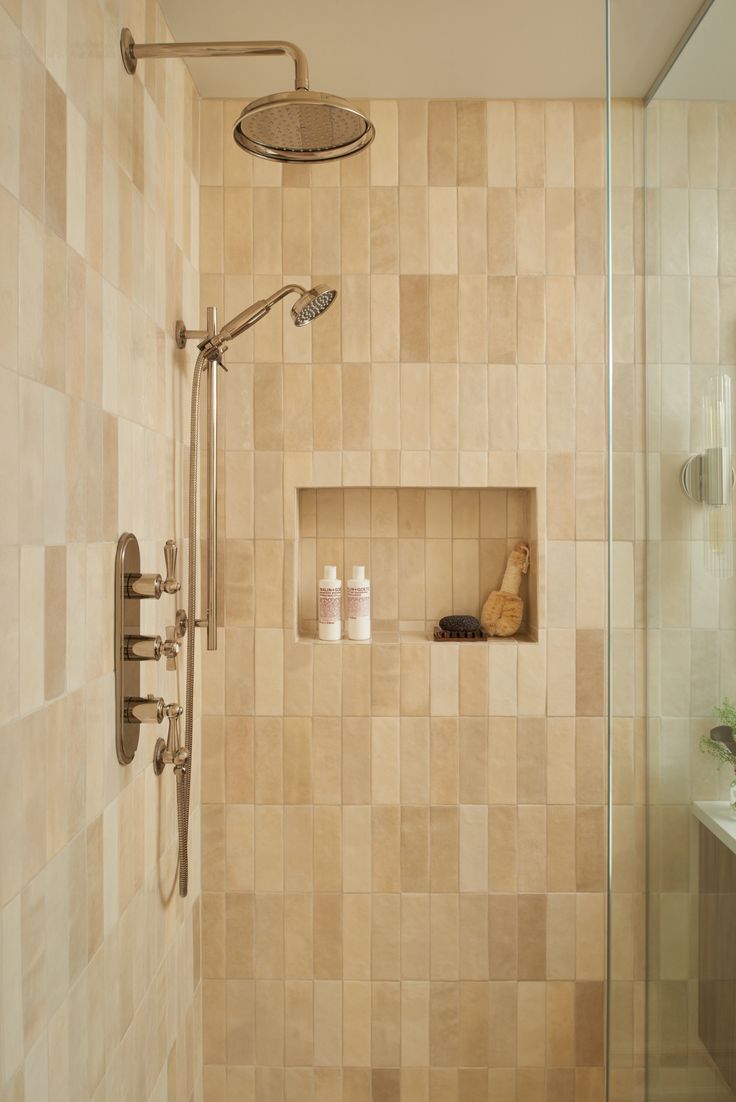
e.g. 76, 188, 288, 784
545, 101, 575, 186
370, 101, 399, 186
399, 100, 428, 186
428, 188, 457, 274
487, 102, 516, 186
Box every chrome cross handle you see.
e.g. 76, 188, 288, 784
162, 625, 180, 671
153, 704, 188, 775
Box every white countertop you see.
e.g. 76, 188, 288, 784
693, 801, 736, 856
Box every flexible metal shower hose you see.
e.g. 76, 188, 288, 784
178, 347, 209, 897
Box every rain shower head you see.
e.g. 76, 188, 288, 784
120, 30, 375, 163
233, 91, 374, 164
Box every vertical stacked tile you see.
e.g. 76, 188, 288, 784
199, 97, 637, 1101
0, 0, 201, 1098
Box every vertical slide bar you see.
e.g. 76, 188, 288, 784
205, 305, 219, 651
206, 358, 218, 650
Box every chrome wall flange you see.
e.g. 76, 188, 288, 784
120, 28, 137, 74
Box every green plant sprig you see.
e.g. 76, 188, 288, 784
700, 697, 736, 775
715, 698, 736, 730
699, 734, 736, 770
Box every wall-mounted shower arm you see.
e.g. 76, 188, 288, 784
120, 28, 309, 89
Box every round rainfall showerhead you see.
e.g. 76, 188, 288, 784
233, 90, 374, 164
291, 284, 337, 326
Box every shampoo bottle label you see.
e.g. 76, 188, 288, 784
319, 585, 342, 624
347, 585, 369, 619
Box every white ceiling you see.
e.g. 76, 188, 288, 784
156, 0, 705, 101
656, 0, 736, 100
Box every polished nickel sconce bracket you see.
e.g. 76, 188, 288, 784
115, 532, 186, 765
681, 449, 734, 505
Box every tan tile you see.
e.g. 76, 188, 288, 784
574, 101, 605, 187
575, 806, 606, 892
370, 101, 399, 186
399, 101, 428, 186
488, 277, 517, 362
430, 807, 459, 892
372, 895, 401, 978
341, 187, 370, 273
343, 894, 371, 979
371, 187, 399, 273
457, 102, 487, 187
402, 807, 430, 892
400, 275, 429, 360
314, 804, 342, 893
487, 102, 516, 187
575, 981, 605, 1065
428, 101, 457, 186
430, 981, 459, 1065
44, 73, 65, 238
399, 186, 429, 276
402, 895, 430, 981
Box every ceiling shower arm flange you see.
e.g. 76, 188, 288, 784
120, 28, 310, 89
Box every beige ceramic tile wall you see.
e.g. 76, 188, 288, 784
197, 95, 638, 1101
644, 99, 736, 1102
0, 1, 201, 1099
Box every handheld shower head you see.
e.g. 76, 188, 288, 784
291, 285, 337, 326
197, 283, 338, 356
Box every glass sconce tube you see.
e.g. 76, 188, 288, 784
705, 375, 733, 577
682, 374, 734, 577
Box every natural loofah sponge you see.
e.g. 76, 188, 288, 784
480, 542, 530, 637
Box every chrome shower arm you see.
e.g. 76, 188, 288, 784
120, 29, 310, 89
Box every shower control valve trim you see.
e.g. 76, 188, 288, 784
115, 533, 182, 766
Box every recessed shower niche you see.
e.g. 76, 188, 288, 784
296, 487, 538, 642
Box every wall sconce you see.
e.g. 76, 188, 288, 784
681, 373, 734, 577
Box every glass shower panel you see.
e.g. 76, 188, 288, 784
645, 65, 736, 1101
608, 0, 736, 1099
